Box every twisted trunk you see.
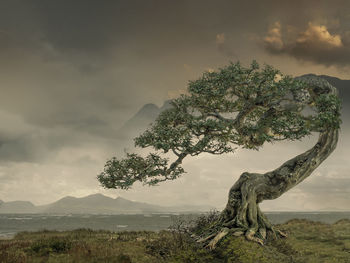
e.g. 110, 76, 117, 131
223, 127, 337, 237
201, 127, 338, 249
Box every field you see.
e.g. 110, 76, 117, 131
1, 219, 350, 263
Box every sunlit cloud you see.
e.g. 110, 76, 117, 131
263, 21, 350, 67
264, 21, 284, 50
297, 22, 343, 48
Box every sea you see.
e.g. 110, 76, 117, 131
1, 212, 350, 239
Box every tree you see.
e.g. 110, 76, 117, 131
98, 61, 341, 248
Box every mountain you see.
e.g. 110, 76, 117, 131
39, 194, 168, 214
0, 201, 37, 213
299, 74, 350, 113
117, 100, 173, 139
118, 103, 159, 138
0, 194, 212, 214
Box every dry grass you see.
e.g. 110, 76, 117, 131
0, 219, 350, 262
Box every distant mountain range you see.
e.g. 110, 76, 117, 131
0, 194, 213, 214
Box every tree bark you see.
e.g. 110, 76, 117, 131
220, 127, 338, 241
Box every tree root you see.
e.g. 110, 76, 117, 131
206, 228, 229, 250
245, 229, 264, 246
196, 233, 216, 243
194, 200, 288, 249
276, 229, 288, 238
196, 225, 287, 250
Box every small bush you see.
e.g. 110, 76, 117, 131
28, 237, 72, 255
187, 210, 221, 235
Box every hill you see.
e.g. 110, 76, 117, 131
38, 194, 167, 214
116, 100, 172, 139
0, 201, 36, 213
0, 194, 212, 214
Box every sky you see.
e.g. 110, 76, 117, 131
0, 0, 350, 211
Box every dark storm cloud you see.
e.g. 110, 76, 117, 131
0, 0, 201, 61
0, 0, 310, 60
0, 1, 124, 57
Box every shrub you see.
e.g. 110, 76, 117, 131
28, 237, 72, 256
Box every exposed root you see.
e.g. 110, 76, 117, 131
276, 229, 288, 238
268, 227, 288, 239
232, 231, 244, 237
258, 227, 267, 239
194, 196, 288, 249
195, 224, 287, 250
245, 229, 264, 245
206, 228, 229, 250
196, 233, 216, 243
197, 227, 246, 250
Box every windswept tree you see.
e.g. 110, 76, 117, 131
98, 61, 341, 248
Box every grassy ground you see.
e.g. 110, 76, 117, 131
0, 219, 350, 263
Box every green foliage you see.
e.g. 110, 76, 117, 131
97, 153, 184, 189
314, 94, 342, 129
98, 61, 341, 190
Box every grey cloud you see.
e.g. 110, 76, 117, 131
0, 133, 50, 163
0, 108, 120, 163
0, 0, 315, 62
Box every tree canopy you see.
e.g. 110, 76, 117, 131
98, 61, 341, 190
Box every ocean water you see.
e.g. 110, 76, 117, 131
1, 212, 349, 238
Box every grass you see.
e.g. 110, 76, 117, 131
1, 219, 350, 262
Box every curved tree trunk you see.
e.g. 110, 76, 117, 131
200, 127, 339, 249
225, 128, 337, 235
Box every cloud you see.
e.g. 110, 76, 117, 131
264, 22, 284, 51
216, 33, 226, 45
263, 21, 350, 67
297, 22, 343, 48
215, 33, 237, 58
